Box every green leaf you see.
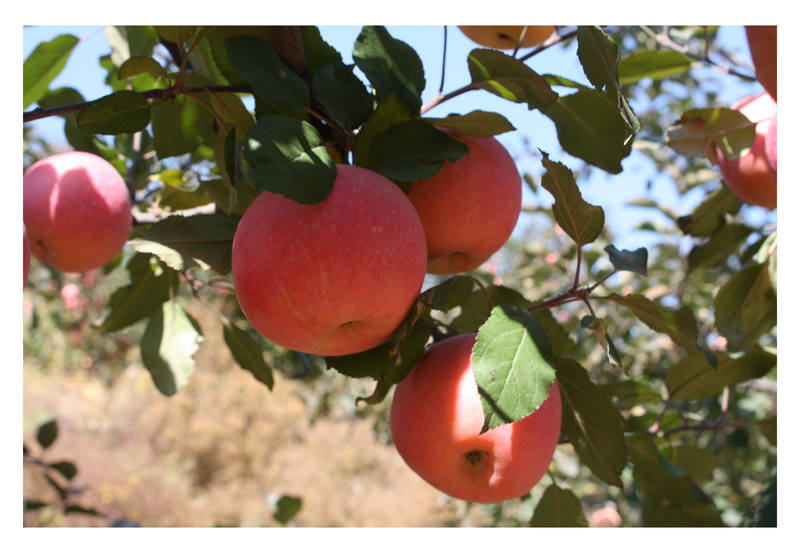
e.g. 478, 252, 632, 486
619, 49, 693, 85
353, 95, 413, 170
223, 323, 274, 390
299, 26, 342, 73
540, 152, 605, 246
576, 26, 620, 95
555, 358, 626, 487
661, 446, 717, 484
598, 380, 663, 410
244, 115, 336, 204
687, 223, 753, 273
36, 420, 58, 450
130, 213, 239, 275
604, 245, 648, 275
98, 253, 179, 332
272, 495, 302, 524
626, 434, 723, 526
603, 293, 702, 353
541, 89, 632, 174
714, 263, 777, 351
666, 347, 776, 400
140, 303, 203, 396
312, 62, 373, 131
756, 230, 777, 292
423, 110, 516, 137
467, 48, 557, 110
665, 107, 755, 159
118, 55, 168, 81
353, 26, 425, 114
23, 33, 79, 109
151, 93, 215, 158
530, 485, 589, 527
371, 120, 469, 182
226, 35, 309, 114
48, 461, 77, 481
676, 185, 742, 237
106, 26, 159, 66
471, 305, 555, 433
76, 90, 151, 135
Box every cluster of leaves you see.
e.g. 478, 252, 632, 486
23, 25, 777, 527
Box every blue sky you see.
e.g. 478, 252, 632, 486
22, 25, 773, 251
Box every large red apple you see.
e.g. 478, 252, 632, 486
231, 164, 428, 357
407, 132, 521, 274
458, 26, 555, 50
23, 225, 31, 287
390, 333, 562, 504
23, 151, 132, 273
745, 26, 777, 101
716, 92, 777, 209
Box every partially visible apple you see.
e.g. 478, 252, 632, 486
231, 164, 428, 357
458, 26, 555, 50
390, 333, 562, 504
716, 92, 777, 209
765, 114, 777, 179
407, 132, 521, 274
23, 151, 132, 273
23, 225, 31, 287
745, 26, 777, 101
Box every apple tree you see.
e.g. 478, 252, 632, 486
22, 25, 777, 527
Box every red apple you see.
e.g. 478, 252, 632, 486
716, 92, 777, 209
23, 225, 31, 287
407, 132, 521, 274
231, 164, 428, 357
390, 333, 562, 504
458, 26, 555, 50
23, 151, 132, 273
745, 26, 777, 101
765, 114, 777, 178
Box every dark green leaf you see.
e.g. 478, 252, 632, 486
541, 89, 632, 174
353, 95, 413, 170
272, 495, 302, 524
530, 485, 589, 527
665, 107, 755, 159
106, 26, 159, 66
676, 185, 742, 237
540, 152, 605, 246
472, 305, 555, 433
36, 420, 58, 450
451, 284, 530, 332
76, 90, 151, 135
64, 504, 103, 517
604, 245, 648, 275
666, 347, 776, 400
598, 380, 663, 410
576, 26, 620, 95
418, 275, 478, 312
687, 223, 753, 273
371, 120, 468, 182
223, 323, 274, 390
98, 253, 179, 332
757, 417, 777, 446
23, 33, 79, 109
299, 26, 342, 73
467, 48, 557, 110
151, 92, 216, 158
49, 461, 78, 481
24, 499, 50, 512
244, 115, 336, 205
130, 213, 240, 275
756, 230, 777, 292
225, 35, 309, 113
626, 434, 723, 526
619, 49, 693, 84
312, 62, 373, 131
140, 303, 203, 396
422, 110, 516, 137
661, 445, 717, 484
556, 358, 626, 487
714, 263, 777, 351
118, 55, 168, 81
353, 26, 425, 114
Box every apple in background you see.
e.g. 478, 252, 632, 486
765, 115, 777, 179
745, 26, 777, 101
716, 92, 777, 209
590, 506, 622, 527
390, 333, 562, 504
458, 26, 555, 50
23, 151, 132, 273
231, 164, 428, 357
408, 132, 521, 274
23, 225, 31, 287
